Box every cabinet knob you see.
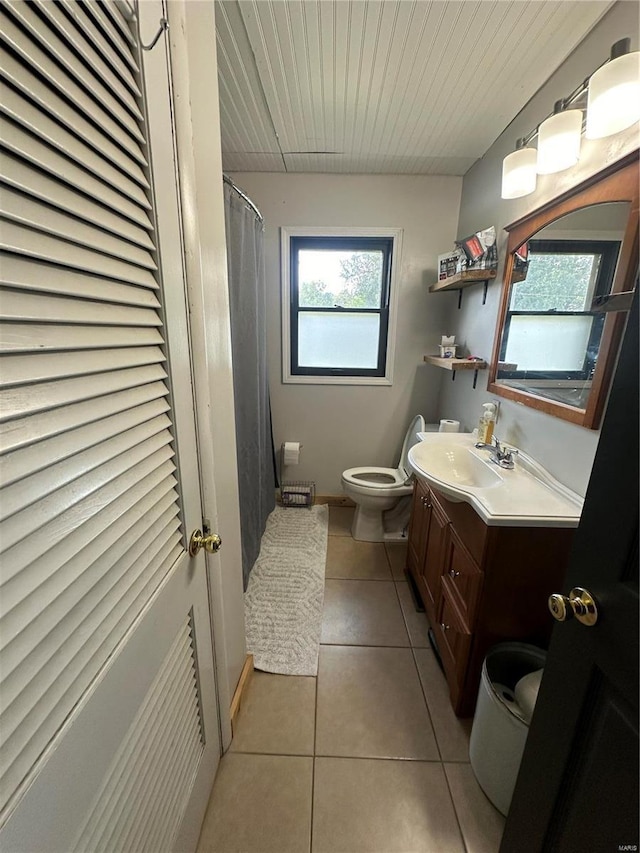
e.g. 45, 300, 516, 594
448, 569, 460, 579
440, 622, 450, 632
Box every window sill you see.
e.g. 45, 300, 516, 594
282, 373, 393, 386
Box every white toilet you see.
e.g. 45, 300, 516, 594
342, 415, 426, 542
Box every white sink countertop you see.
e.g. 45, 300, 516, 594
408, 432, 583, 527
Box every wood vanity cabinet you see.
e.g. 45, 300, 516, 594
406, 478, 576, 717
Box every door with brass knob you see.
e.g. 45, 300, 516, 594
189, 529, 223, 557
502, 287, 638, 853
548, 587, 599, 626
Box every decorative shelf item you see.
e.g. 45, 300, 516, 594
423, 356, 487, 389
429, 269, 497, 308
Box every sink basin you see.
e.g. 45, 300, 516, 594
408, 433, 583, 527
415, 443, 504, 490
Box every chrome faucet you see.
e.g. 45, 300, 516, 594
475, 435, 518, 469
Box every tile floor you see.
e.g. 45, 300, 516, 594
197, 506, 505, 853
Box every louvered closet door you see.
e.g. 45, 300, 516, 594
0, 1, 221, 850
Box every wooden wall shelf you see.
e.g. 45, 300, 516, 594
429, 269, 497, 294
423, 356, 487, 388
430, 269, 497, 308
423, 356, 487, 370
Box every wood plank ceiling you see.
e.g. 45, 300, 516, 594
216, 0, 612, 175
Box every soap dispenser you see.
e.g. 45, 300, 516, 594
477, 402, 497, 444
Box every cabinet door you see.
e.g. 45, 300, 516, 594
442, 529, 482, 629
436, 587, 472, 713
420, 493, 449, 622
407, 479, 430, 584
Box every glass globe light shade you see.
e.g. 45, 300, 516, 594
501, 145, 537, 199
586, 50, 640, 139
536, 109, 582, 175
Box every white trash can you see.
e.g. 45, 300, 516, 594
469, 642, 545, 816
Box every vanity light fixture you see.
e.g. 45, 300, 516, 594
500, 37, 639, 199
501, 138, 537, 199
536, 101, 582, 175
586, 39, 640, 139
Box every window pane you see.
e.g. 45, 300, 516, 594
298, 250, 383, 308
504, 315, 595, 371
298, 312, 380, 368
510, 253, 600, 312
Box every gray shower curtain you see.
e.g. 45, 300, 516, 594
223, 181, 276, 589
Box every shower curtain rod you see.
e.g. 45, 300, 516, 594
223, 174, 264, 223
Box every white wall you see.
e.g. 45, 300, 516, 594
438, 1, 639, 497
227, 174, 462, 494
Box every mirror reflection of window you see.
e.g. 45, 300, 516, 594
496, 202, 629, 409
502, 240, 619, 375
489, 164, 638, 428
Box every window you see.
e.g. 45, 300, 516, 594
281, 228, 402, 384
500, 239, 620, 380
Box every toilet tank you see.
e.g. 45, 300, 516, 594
399, 415, 426, 477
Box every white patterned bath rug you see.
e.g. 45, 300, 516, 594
244, 504, 328, 676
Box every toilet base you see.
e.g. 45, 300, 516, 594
382, 530, 409, 542
351, 505, 386, 542
351, 495, 412, 543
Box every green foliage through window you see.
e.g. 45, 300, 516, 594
298, 251, 383, 308
511, 252, 599, 312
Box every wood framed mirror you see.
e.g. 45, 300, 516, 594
488, 152, 639, 429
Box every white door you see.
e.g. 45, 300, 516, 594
0, 1, 221, 849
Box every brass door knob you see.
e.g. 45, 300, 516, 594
548, 587, 598, 627
189, 529, 222, 557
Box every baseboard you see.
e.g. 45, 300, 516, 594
314, 495, 356, 507
229, 654, 254, 736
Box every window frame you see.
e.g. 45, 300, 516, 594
499, 238, 620, 382
281, 226, 402, 385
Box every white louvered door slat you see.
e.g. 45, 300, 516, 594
2, 188, 158, 267
0, 381, 168, 455
0, 289, 161, 325
1, 221, 159, 287
1, 119, 153, 228
84, 0, 139, 70
1, 398, 171, 485
100, 0, 137, 47
0, 413, 171, 519
3, 0, 144, 126
1, 506, 180, 688
57, 0, 142, 96
0, 254, 160, 302
1, 13, 147, 161
0, 0, 221, 848
34, 1, 143, 119
1, 153, 156, 247
0, 435, 174, 553
0, 57, 150, 190
0, 347, 166, 387
2, 479, 181, 670
0, 364, 168, 421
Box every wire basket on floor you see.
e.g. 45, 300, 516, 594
280, 481, 315, 508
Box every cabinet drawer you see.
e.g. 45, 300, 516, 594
436, 587, 471, 702
442, 530, 482, 627
430, 488, 488, 565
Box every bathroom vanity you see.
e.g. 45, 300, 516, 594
406, 434, 581, 717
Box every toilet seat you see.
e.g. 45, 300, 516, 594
341, 414, 426, 496
341, 466, 409, 493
